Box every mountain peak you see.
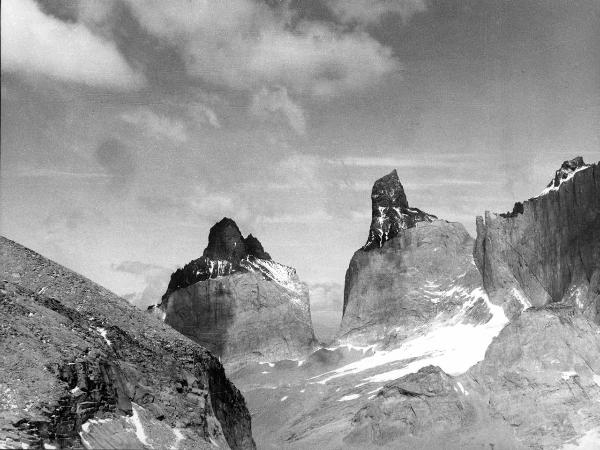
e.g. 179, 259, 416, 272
203, 217, 246, 261
364, 169, 436, 250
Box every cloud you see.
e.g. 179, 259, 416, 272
94, 138, 136, 191
120, 108, 188, 142
309, 282, 344, 311
124, 0, 399, 95
1, 0, 143, 89
251, 86, 306, 135
138, 184, 248, 223
113, 260, 172, 308
112, 260, 165, 275
188, 103, 221, 129
327, 0, 426, 25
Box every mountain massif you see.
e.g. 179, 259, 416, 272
151, 218, 316, 369
2, 157, 599, 449
339, 169, 486, 345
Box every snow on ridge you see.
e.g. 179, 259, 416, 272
338, 393, 360, 402
537, 164, 591, 197
311, 288, 508, 385
241, 257, 305, 296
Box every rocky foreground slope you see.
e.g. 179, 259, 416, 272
475, 157, 600, 322
0, 236, 255, 449
153, 218, 316, 369
339, 169, 486, 344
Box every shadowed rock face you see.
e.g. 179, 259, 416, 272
340, 170, 482, 345
474, 158, 600, 321
364, 170, 436, 250
0, 236, 255, 450
156, 218, 316, 368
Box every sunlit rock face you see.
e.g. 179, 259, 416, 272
339, 171, 484, 345
155, 218, 316, 369
0, 236, 255, 450
474, 157, 600, 321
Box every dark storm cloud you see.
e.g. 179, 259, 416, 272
94, 138, 136, 191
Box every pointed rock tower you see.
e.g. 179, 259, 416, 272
339, 170, 486, 345
152, 218, 316, 368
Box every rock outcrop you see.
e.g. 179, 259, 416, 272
0, 236, 255, 449
155, 218, 316, 369
344, 305, 600, 449
474, 158, 600, 321
363, 169, 437, 250
339, 170, 483, 344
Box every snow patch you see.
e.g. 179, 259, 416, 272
312, 289, 508, 385
95, 327, 112, 346
562, 428, 600, 449
511, 287, 532, 309
170, 428, 185, 450
127, 404, 149, 446
280, 396, 288, 402
593, 374, 600, 387
538, 165, 591, 197
240, 257, 305, 298
338, 394, 360, 402
561, 371, 578, 380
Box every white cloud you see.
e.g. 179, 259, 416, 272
252, 86, 306, 135
120, 108, 188, 142
1, 0, 143, 89
124, 0, 399, 95
328, 0, 427, 25
188, 103, 221, 129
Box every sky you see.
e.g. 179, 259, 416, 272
1, 0, 599, 312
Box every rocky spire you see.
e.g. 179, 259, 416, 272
546, 156, 590, 190
163, 218, 271, 299
363, 169, 436, 250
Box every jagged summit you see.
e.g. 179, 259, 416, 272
363, 169, 436, 250
539, 156, 592, 196
203, 217, 271, 261
154, 219, 316, 367
161, 217, 303, 306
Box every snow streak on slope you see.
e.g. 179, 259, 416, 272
312, 288, 508, 385
241, 257, 305, 296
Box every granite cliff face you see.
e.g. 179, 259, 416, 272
474, 158, 600, 321
0, 236, 255, 450
155, 218, 316, 368
339, 170, 484, 344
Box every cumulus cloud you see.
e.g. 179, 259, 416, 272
124, 0, 399, 95
94, 138, 136, 191
251, 86, 306, 135
328, 0, 427, 25
1, 0, 143, 89
121, 108, 188, 143
113, 260, 172, 308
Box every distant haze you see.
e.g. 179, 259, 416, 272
2, 0, 598, 309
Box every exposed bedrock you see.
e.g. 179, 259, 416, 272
0, 236, 255, 450
156, 218, 316, 368
345, 305, 600, 449
339, 170, 484, 345
474, 158, 600, 321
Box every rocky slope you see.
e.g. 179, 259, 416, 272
0, 236, 255, 449
154, 218, 316, 369
339, 170, 486, 344
474, 157, 600, 321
